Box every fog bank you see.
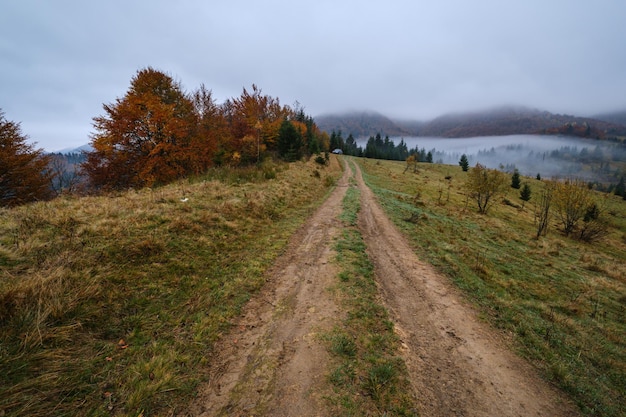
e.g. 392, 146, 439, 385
361, 135, 626, 181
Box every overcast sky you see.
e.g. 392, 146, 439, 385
2, 0, 625, 151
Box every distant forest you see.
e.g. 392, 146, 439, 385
47, 152, 87, 194
332, 131, 437, 163
330, 130, 626, 197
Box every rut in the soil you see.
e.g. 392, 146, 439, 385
353, 161, 580, 417
186, 161, 350, 417
186, 159, 580, 417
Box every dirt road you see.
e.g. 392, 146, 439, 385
187, 159, 580, 416
187, 160, 350, 416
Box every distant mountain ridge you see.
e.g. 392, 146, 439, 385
315, 111, 412, 137
593, 110, 626, 127
52, 144, 94, 154
315, 106, 626, 139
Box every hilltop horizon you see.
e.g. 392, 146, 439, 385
314, 104, 626, 139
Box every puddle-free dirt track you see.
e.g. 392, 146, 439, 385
186, 158, 580, 417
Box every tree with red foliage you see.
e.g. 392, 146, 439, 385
0, 110, 53, 206
83, 69, 328, 190
224, 85, 293, 163
82, 68, 198, 189
189, 84, 224, 172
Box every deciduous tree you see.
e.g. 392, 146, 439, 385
578, 200, 608, 242
226, 85, 291, 163
535, 182, 553, 238
465, 163, 507, 214
48, 154, 83, 194
83, 67, 197, 189
552, 178, 595, 236
189, 84, 224, 173
404, 154, 418, 173
0, 110, 53, 206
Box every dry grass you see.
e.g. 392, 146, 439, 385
0, 156, 343, 416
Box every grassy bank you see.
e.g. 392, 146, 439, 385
322, 162, 418, 416
356, 157, 626, 416
0, 157, 342, 416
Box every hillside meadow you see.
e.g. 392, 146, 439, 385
1, 153, 625, 416
355, 157, 626, 416
0, 157, 342, 416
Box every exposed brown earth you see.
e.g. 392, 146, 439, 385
353, 162, 580, 417
185, 163, 350, 416
186, 159, 581, 417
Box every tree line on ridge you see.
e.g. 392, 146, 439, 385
1, 67, 330, 206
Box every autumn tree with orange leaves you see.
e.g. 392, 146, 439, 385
0, 109, 54, 206
222, 84, 293, 164
190, 84, 225, 172
83, 68, 199, 189
83, 68, 327, 190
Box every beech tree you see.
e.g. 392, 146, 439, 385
83, 68, 197, 189
225, 85, 291, 163
552, 178, 595, 236
465, 163, 507, 214
82, 69, 326, 189
190, 84, 224, 172
0, 110, 53, 206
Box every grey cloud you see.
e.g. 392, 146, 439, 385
1, 0, 625, 150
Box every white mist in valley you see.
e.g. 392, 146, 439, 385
360, 135, 625, 181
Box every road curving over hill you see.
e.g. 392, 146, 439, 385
186, 158, 581, 416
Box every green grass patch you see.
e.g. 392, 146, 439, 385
323, 166, 418, 416
356, 157, 626, 417
0, 157, 343, 417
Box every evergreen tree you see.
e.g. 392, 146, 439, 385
277, 119, 302, 161
511, 169, 521, 189
364, 136, 378, 159
344, 133, 357, 155
329, 130, 344, 152
419, 147, 427, 162
536, 173, 542, 180
304, 115, 320, 155
459, 154, 469, 171
374, 133, 384, 149
397, 139, 409, 160
614, 176, 625, 198
520, 183, 532, 208
426, 151, 433, 163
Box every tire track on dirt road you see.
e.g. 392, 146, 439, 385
187, 158, 581, 417
353, 160, 580, 417
187, 160, 350, 416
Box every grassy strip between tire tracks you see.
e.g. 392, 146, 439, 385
322, 161, 418, 416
